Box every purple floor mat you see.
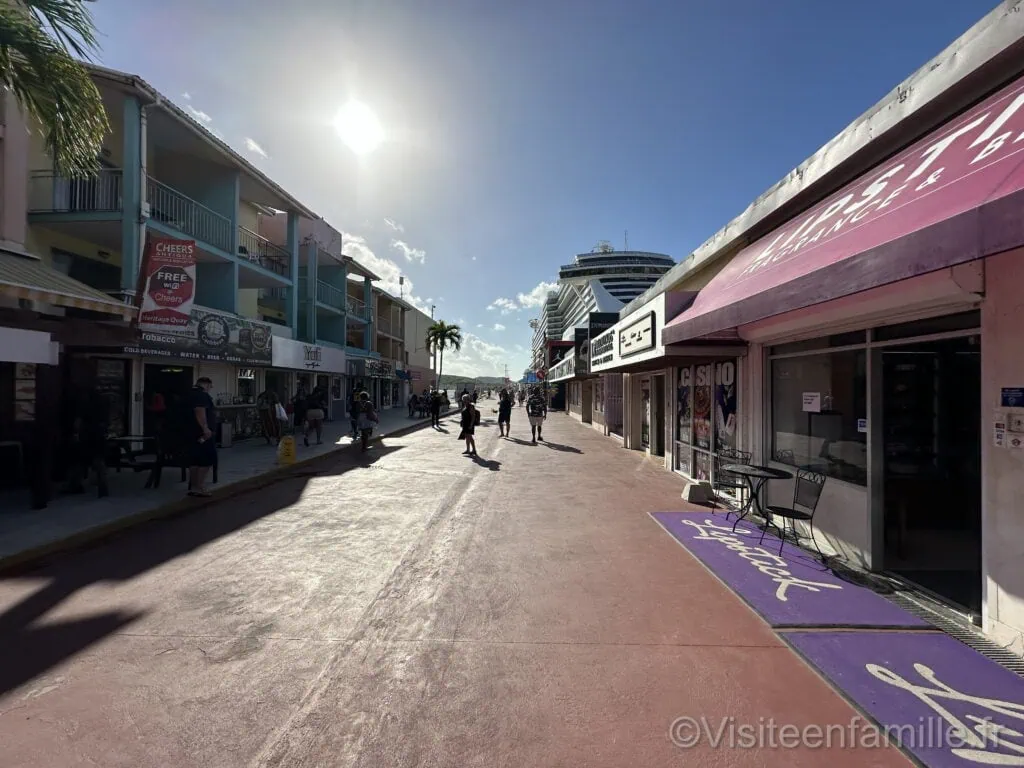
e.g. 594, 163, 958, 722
786, 631, 1024, 768
651, 511, 928, 628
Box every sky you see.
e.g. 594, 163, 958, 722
87, 0, 989, 378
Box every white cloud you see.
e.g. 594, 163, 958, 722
391, 239, 426, 264
493, 323, 506, 331
443, 332, 509, 378
181, 92, 192, 101
517, 280, 558, 309
341, 232, 432, 314
384, 218, 404, 233
487, 297, 518, 315
471, 256, 477, 261
476, 324, 483, 328
244, 137, 268, 159
186, 105, 212, 124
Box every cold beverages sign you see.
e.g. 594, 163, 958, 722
139, 237, 197, 328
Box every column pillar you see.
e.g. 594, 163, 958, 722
363, 277, 373, 350
286, 210, 300, 330
121, 96, 144, 292
305, 242, 317, 342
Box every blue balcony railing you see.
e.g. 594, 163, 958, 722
316, 280, 346, 309
347, 295, 369, 320
238, 226, 290, 277
29, 169, 123, 213
147, 176, 233, 253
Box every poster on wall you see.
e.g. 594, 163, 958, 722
714, 360, 737, 453
693, 364, 713, 451
137, 236, 197, 328
677, 366, 692, 446
693, 450, 712, 481
125, 308, 272, 364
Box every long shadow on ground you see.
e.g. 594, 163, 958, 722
0, 443, 403, 697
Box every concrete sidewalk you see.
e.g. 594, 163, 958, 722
0, 405, 454, 570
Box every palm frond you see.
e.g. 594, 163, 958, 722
0, 0, 109, 177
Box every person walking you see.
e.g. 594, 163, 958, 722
188, 376, 217, 497
292, 384, 309, 446
458, 393, 477, 456
527, 385, 547, 444
305, 386, 327, 445
430, 388, 443, 428
348, 388, 360, 440
356, 391, 378, 452
257, 387, 281, 445
497, 388, 513, 438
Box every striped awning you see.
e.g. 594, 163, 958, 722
0, 251, 136, 321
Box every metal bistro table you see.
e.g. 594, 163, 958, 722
721, 464, 794, 533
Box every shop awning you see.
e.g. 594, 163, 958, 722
0, 251, 136, 321
664, 71, 1024, 345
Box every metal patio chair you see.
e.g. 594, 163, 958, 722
758, 468, 827, 558
711, 448, 752, 516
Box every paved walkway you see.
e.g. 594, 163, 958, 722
0, 410, 911, 767
0, 405, 450, 566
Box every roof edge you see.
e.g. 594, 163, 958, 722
87, 64, 320, 220
620, 0, 1024, 317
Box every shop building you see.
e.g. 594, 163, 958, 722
548, 312, 619, 425
597, 2, 1024, 645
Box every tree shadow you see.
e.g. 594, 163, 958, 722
0, 443, 403, 697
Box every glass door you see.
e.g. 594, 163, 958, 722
676, 361, 739, 487
640, 378, 651, 449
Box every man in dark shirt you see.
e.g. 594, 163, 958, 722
526, 386, 547, 444
188, 376, 216, 497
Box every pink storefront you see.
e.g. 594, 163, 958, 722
663, 70, 1024, 645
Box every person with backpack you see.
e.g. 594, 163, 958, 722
497, 388, 513, 438
458, 393, 478, 456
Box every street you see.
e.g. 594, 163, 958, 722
0, 401, 907, 767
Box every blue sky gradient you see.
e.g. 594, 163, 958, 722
88, 0, 989, 376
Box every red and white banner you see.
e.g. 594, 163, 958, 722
138, 236, 197, 328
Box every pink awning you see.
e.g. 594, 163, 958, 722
664, 72, 1024, 345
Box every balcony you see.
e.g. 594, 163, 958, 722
316, 280, 346, 310
376, 316, 394, 336
28, 169, 123, 214
347, 295, 370, 322
238, 226, 290, 277
147, 176, 232, 253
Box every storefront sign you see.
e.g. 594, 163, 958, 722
619, 312, 655, 357
137, 236, 197, 328
125, 308, 272, 364
714, 361, 737, 453
272, 337, 345, 374
366, 359, 394, 378
590, 330, 615, 368
666, 73, 1024, 344
303, 345, 322, 370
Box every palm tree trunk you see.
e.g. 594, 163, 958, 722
438, 346, 445, 391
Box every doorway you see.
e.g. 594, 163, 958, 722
143, 363, 193, 437
640, 378, 651, 449
882, 334, 981, 613
651, 375, 666, 457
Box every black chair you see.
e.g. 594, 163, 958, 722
711, 448, 751, 515
759, 469, 827, 558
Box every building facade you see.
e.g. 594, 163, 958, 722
2, 63, 417, 506
586, 0, 1024, 649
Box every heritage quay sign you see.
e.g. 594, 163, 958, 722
590, 330, 615, 368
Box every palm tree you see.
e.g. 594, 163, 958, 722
0, 0, 110, 176
425, 320, 461, 390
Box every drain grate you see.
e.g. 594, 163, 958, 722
885, 589, 1024, 677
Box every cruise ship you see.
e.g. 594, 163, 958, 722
531, 246, 674, 369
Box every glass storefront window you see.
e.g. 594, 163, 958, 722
676, 361, 739, 485
770, 349, 867, 485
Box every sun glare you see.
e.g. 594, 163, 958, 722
333, 101, 385, 156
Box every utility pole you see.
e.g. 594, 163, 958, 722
430, 304, 437, 386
